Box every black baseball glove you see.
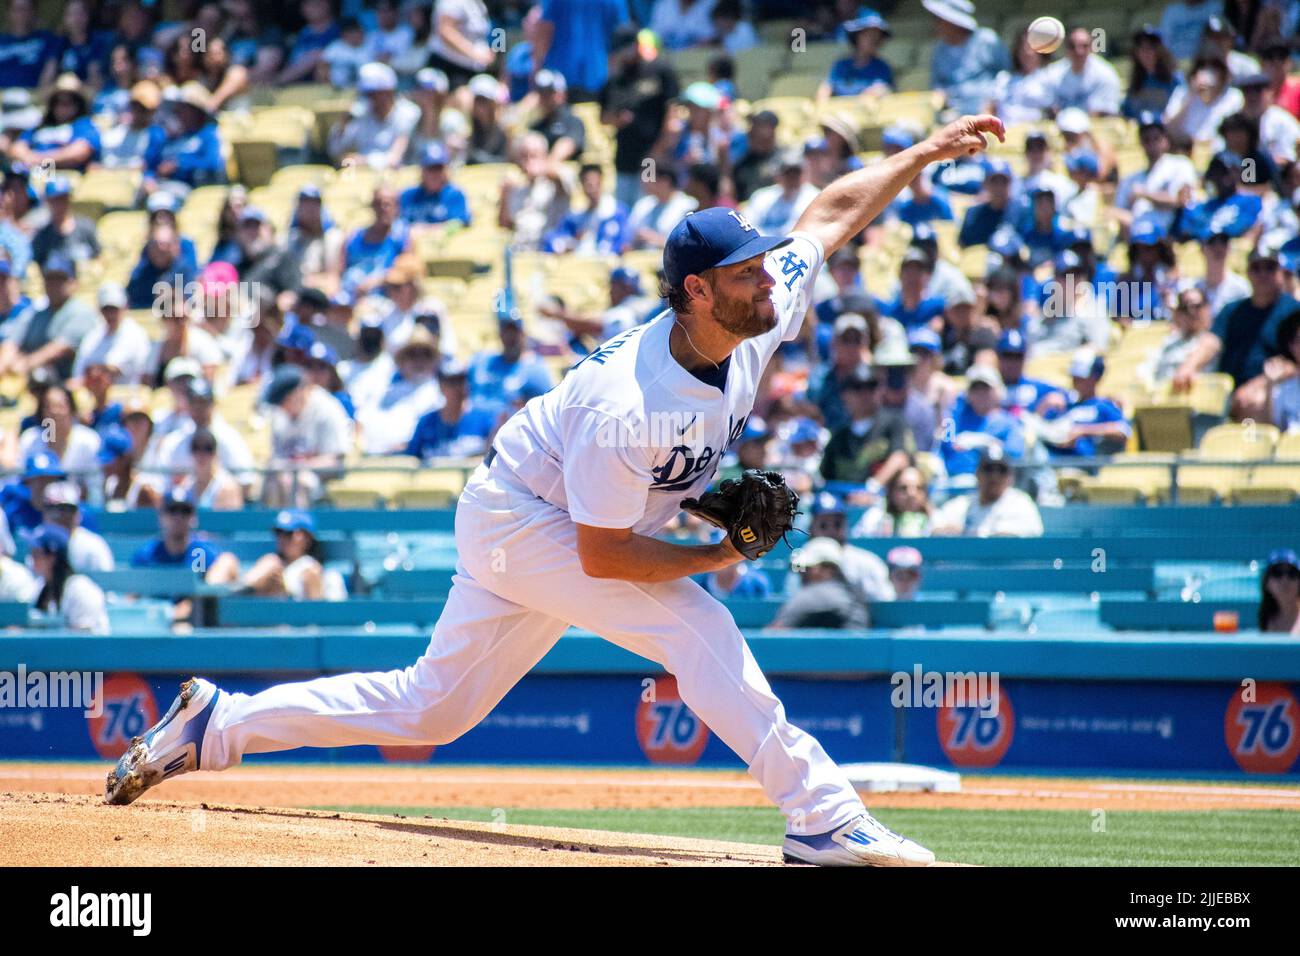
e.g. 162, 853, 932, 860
680, 469, 800, 560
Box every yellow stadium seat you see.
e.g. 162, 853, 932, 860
1236, 464, 1300, 504
1133, 404, 1194, 453
1197, 422, 1280, 460
1078, 454, 1175, 504
1175, 463, 1251, 504
1274, 431, 1300, 461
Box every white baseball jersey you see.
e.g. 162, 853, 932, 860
491, 232, 825, 534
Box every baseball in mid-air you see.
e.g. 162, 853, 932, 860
1026, 16, 1066, 54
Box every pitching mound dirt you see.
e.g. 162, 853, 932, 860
1, 792, 782, 867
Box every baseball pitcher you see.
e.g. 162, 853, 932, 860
106, 114, 1005, 866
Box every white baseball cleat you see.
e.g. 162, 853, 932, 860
782, 813, 936, 867
105, 678, 221, 806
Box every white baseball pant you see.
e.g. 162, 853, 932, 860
201, 462, 867, 834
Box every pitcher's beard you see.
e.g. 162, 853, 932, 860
713, 294, 776, 339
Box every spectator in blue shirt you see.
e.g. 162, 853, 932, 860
278, 0, 341, 85
888, 171, 954, 228
1175, 149, 1263, 243
995, 329, 1063, 415
0, 258, 33, 333
1038, 350, 1131, 458
130, 488, 240, 582
543, 163, 629, 255
958, 159, 1014, 247
10, 73, 101, 172
53, 0, 113, 85
144, 82, 226, 196
536, 0, 629, 101
0, 0, 62, 88
925, 0, 1010, 116
341, 186, 410, 296
407, 361, 496, 459
0, 452, 65, 537
939, 365, 1026, 477
399, 143, 472, 236
1015, 188, 1071, 268
876, 248, 947, 332
467, 315, 556, 417
126, 215, 200, 310
818, 9, 894, 102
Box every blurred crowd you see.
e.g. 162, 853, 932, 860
0, 1, 1299, 632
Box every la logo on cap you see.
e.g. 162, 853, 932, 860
728, 209, 755, 232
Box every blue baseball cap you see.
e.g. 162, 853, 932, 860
908, 327, 942, 354
662, 208, 791, 288
23, 522, 70, 556
1266, 548, 1299, 570
609, 265, 642, 291
844, 9, 891, 36
96, 425, 133, 465
911, 221, 937, 246
44, 177, 73, 198
277, 323, 316, 351
986, 158, 1013, 180
788, 417, 821, 445
42, 253, 76, 277
23, 452, 66, 480
298, 183, 322, 200
997, 329, 1028, 355
306, 340, 339, 365
1054, 249, 1084, 274
882, 125, 914, 150
273, 508, 315, 535
740, 416, 770, 442
420, 142, 450, 167
1066, 152, 1099, 176
161, 486, 195, 510
1130, 219, 1166, 246
1065, 225, 1093, 249
988, 225, 1024, 259
810, 491, 846, 516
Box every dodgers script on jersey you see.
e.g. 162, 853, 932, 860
491, 232, 825, 535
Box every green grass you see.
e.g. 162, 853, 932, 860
316, 805, 1300, 866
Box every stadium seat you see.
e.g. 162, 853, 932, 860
1234, 465, 1300, 505
1196, 422, 1280, 460
1272, 431, 1300, 461
1133, 404, 1194, 452
1077, 454, 1174, 504
1175, 463, 1251, 505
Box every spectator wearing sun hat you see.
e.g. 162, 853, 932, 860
98, 80, 166, 170
924, 0, 1010, 116
328, 61, 421, 170
144, 81, 225, 197
818, 8, 894, 102
10, 73, 101, 172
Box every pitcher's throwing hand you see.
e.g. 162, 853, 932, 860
924, 114, 1006, 162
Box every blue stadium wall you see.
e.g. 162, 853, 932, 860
4, 631, 1299, 778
